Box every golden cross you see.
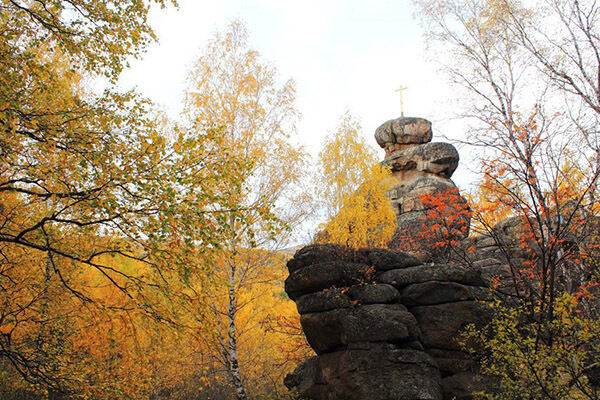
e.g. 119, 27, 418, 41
395, 85, 408, 117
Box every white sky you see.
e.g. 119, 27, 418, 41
119, 0, 474, 189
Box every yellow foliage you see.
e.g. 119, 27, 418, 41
317, 111, 379, 218
183, 248, 311, 399
315, 111, 396, 248
468, 172, 513, 232
1, 10, 306, 399
319, 164, 397, 249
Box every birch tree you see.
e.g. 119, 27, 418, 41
182, 21, 309, 400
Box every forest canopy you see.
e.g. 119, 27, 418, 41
0, 2, 309, 398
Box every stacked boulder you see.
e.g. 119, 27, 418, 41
284, 244, 493, 400
374, 117, 470, 246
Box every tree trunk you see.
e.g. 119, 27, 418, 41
226, 265, 247, 400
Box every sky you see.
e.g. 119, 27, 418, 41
118, 0, 473, 188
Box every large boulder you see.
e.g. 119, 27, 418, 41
282, 113, 508, 399
287, 244, 421, 273
387, 176, 462, 215
300, 304, 420, 354
285, 261, 372, 300
284, 244, 496, 400
442, 372, 499, 400
287, 244, 362, 273
382, 142, 459, 178
375, 117, 433, 156
426, 348, 476, 376
284, 357, 330, 400
378, 264, 486, 289
377, 117, 471, 252
401, 281, 489, 306
296, 289, 352, 314
357, 247, 422, 271
348, 284, 399, 304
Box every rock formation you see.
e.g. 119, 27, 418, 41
284, 244, 494, 400
375, 117, 470, 248
281, 117, 524, 399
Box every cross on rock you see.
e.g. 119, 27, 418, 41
395, 85, 408, 117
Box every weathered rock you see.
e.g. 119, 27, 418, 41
287, 244, 363, 273
376, 116, 471, 247
282, 113, 512, 399
382, 142, 459, 178
392, 210, 427, 236
387, 176, 458, 214
405, 340, 426, 351
357, 247, 422, 271
442, 372, 499, 400
471, 258, 520, 298
472, 258, 511, 281
411, 301, 491, 351
285, 261, 372, 300
426, 348, 476, 376
401, 281, 489, 306
375, 117, 433, 154
379, 264, 486, 289
300, 304, 420, 354
284, 242, 499, 399
348, 284, 399, 304
473, 236, 501, 249
386, 177, 472, 247
296, 289, 351, 314
318, 343, 442, 400
284, 357, 330, 400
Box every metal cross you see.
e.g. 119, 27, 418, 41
395, 85, 408, 117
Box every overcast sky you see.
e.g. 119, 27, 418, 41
118, 0, 473, 188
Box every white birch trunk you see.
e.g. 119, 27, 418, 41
226, 264, 248, 400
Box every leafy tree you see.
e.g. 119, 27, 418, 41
0, 0, 175, 79
463, 290, 600, 399
318, 164, 397, 249
393, 187, 473, 262
0, 1, 266, 396
414, 0, 600, 397
468, 175, 513, 233
315, 112, 396, 248
182, 21, 310, 400
316, 111, 379, 219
